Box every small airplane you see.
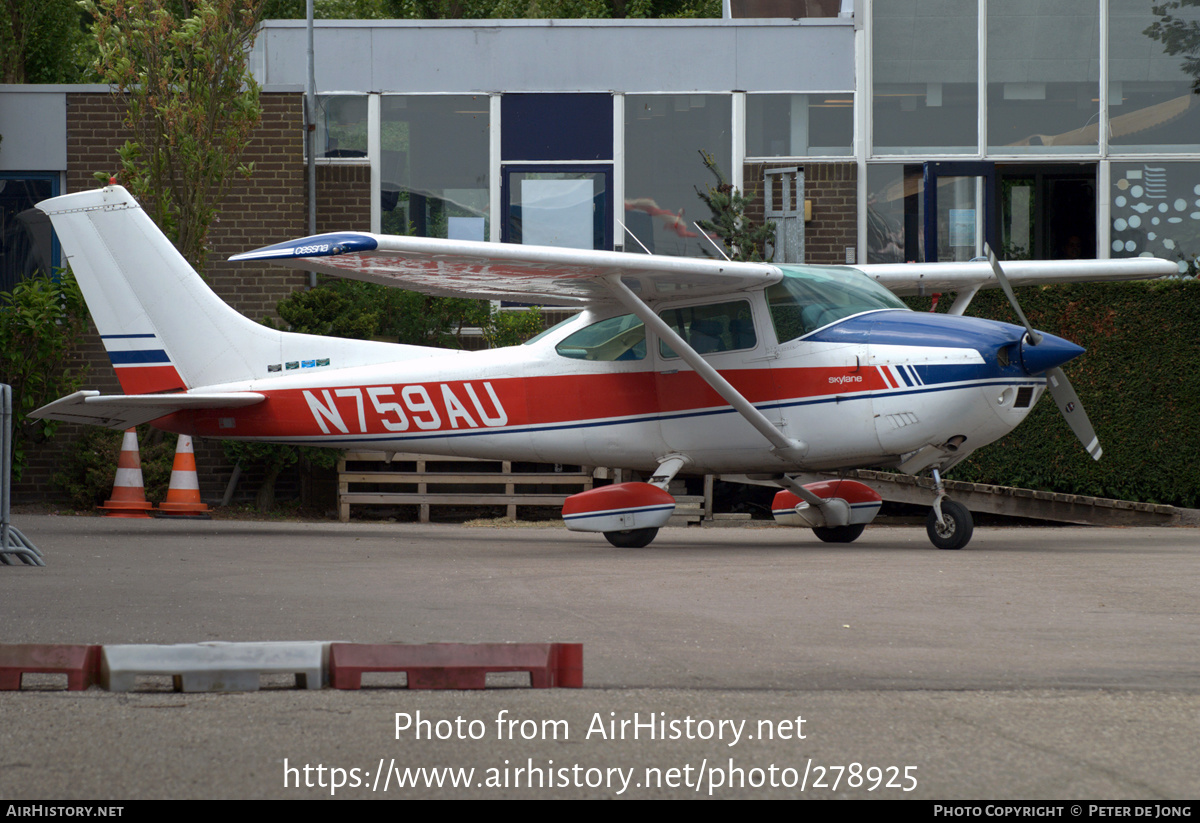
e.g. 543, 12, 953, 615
31, 185, 1175, 550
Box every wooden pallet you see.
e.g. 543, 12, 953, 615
337, 452, 597, 523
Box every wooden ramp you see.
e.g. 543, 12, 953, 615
751, 469, 1184, 527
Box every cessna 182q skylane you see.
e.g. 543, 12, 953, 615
32, 186, 1175, 550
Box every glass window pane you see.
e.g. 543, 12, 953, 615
872, 1, 978, 154
659, 300, 756, 358
866, 164, 923, 263
746, 93, 853, 157
508, 172, 607, 250
0, 176, 56, 292
624, 94, 732, 258
1001, 177, 1036, 260
1110, 161, 1200, 273
988, 1, 1100, 154
381, 95, 490, 240
767, 266, 909, 343
556, 313, 646, 361
1109, 0, 1200, 153
935, 176, 983, 262
317, 94, 368, 159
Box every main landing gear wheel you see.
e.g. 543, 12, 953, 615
811, 524, 865, 544
926, 499, 973, 550
604, 528, 659, 548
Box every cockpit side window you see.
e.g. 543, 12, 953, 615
555, 313, 647, 361
658, 300, 757, 358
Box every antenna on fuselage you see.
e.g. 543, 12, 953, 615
617, 218, 654, 256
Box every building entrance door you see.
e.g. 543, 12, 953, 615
996, 164, 1097, 260
923, 161, 998, 262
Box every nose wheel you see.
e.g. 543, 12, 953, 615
926, 498, 973, 550
925, 468, 973, 550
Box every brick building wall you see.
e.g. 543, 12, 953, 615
66, 92, 313, 326
743, 162, 858, 265
316, 165, 372, 233
16, 91, 373, 507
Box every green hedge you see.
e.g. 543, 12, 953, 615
906, 279, 1200, 507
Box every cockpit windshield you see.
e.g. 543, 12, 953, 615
767, 265, 908, 343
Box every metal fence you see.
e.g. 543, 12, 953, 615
1, 384, 43, 565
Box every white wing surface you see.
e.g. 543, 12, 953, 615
231, 232, 782, 304
232, 231, 1176, 302
856, 258, 1177, 296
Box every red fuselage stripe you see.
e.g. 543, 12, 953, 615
162, 367, 891, 439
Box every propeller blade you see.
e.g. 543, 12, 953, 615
1045, 366, 1103, 461
984, 243, 1042, 345
983, 245, 1102, 461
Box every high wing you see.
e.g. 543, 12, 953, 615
232, 231, 1176, 302
858, 258, 1177, 296
34, 391, 265, 430
230, 232, 781, 304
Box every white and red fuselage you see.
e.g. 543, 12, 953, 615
127, 303, 1050, 477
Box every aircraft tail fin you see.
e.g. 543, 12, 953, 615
37, 186, 439, 393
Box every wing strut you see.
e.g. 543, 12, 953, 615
603, 275, 808, 463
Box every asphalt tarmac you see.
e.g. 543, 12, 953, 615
1, 515, 1197, 800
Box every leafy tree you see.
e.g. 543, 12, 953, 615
260, 0, 721, 22
0, 0, 95, 83
0, 271, 90, 480
483, 304, 543, 348
219, 438, 339, 512
1144, 2, 1200, 93
259, 0, 392, 16
82, 0, 268, 272
379, 0, 719, 19
56, 425, 176, 509
271, 277, 541, 349
695, 149, 775, 263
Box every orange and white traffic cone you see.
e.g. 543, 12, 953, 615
98, 428, 154, 518
157, 435, 210, 519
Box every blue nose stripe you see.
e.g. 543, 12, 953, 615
805, 311, 1084, 385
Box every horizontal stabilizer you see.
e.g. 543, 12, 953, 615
31, 391, 265, 430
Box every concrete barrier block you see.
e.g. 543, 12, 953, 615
0, 644, 101, 690
101, 641, 332, 692
329, 642, 583, 690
